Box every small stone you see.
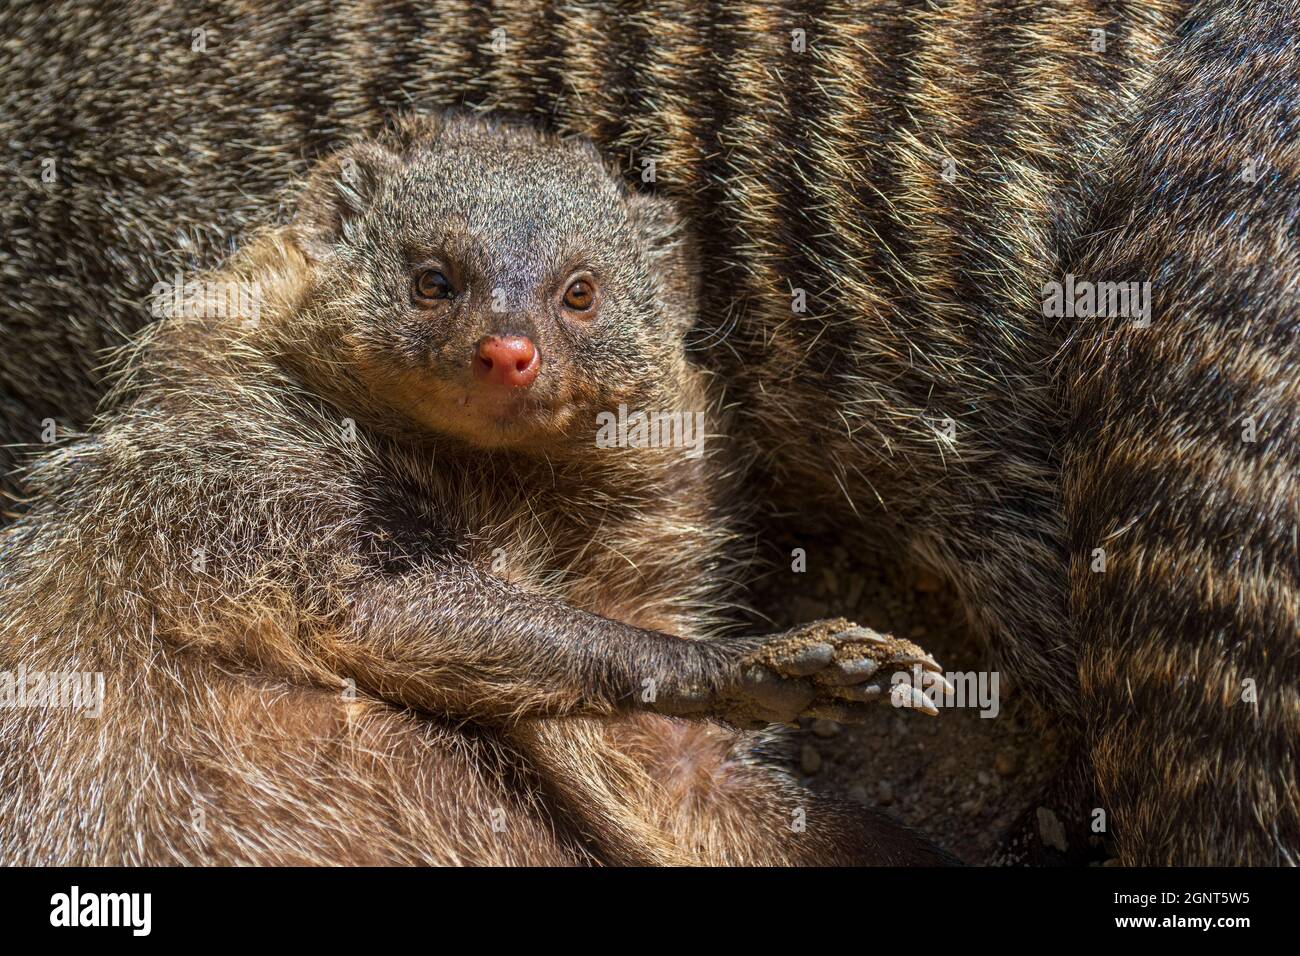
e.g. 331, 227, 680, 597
847, 784, 868, 805
811, 718, 841, 738
799, 743, 822, 775
1036, 806, 1069, 853
959, 799, 978, 814
994, 750, 1019, 777
876, 780, 894, 805
977, 771, 992, 786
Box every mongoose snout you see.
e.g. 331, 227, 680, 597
284, 126, 685, 454
473, 334, 540, 389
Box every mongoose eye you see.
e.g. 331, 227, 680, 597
563, 277, 596, 313
413, 269, 454, 303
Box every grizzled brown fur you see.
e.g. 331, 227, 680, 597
1060, 1, 1300, 865
0, 0, 1295, 864
0, 114, 952, 864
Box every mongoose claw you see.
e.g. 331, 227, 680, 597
718, 618, 945, 725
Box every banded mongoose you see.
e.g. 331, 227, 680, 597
0, 113, 955, 865
1, 0, 1295, 864
1060, 0, 1300, 865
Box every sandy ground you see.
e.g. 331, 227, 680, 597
742, 525, 1071, 864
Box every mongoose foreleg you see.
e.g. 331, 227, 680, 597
320, 565, 944, 728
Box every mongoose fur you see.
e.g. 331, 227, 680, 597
0, 114, 954, 865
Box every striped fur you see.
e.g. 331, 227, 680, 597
0, 0, 1187, 703
1061, 0, 1300, 865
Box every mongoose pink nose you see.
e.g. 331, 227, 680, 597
474, 335, 540, 388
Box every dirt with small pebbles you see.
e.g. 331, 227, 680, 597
742, 525, 1070, 864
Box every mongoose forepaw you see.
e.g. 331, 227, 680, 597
720, 618, 949, 727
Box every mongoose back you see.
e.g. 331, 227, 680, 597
1, 0, 1296, 863
0, 113, 954, 865
1060, 0, 1300, 865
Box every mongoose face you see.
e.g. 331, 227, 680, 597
292, 115, 693, 452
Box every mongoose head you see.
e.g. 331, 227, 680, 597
288, 112, 698, 453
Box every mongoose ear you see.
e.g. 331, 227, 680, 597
626, 189, 699, 323
293, 142, 404, 259
626, 188, 680, 249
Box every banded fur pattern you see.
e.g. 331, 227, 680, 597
0, 0, 1190, 704
1062, 0, 1300, 865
